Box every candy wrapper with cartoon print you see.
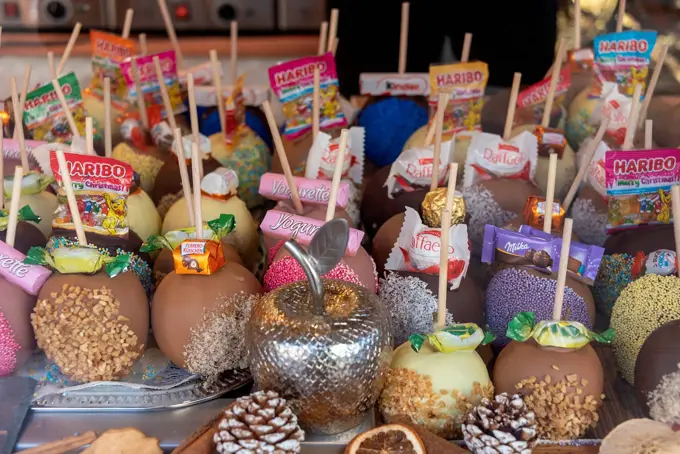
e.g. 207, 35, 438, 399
87, 30, 135, 108
506, 311, 614, 350
428, 62, 488, 137
385, 139, 453, 198
23, 73, 99, 144
268, 52, 347, 140
50, 151, 133, 238
409, 323, 495, 353
578, 137, 609, 199
462, 130, 538, 187
305, 126, 365, 185
119, 50, 186, 117
173, 239, 225, 275
224, 74, 246, 148
515, 67, 571, 129
605, 148, 680, 232
385, 206, 470, 290
484, 225, 605, 285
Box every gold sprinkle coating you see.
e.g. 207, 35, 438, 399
421, 188, 467, 228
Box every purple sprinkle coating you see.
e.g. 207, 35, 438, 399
485, 267, 593, 346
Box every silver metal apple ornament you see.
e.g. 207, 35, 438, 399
247, 219, 393, 434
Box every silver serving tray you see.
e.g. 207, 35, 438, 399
31, 369, 252, 412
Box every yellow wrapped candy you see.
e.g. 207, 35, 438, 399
507, 312, 614, 349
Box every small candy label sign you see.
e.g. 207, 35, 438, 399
359, 73, 430, 96
181, 241, 207, 255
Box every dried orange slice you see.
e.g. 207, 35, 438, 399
345, 423, 426, 454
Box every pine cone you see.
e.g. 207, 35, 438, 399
213, 391, 304, 454
462, 393, 537, 454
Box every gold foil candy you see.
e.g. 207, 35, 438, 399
421, 187, 467, 228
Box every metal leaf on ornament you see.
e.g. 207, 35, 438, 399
308, 218, 350, 275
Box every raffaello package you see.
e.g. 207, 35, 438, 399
269, 52, 347, 140
463, 131, 539, 187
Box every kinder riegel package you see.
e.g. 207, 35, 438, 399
359, 73, 430, 96
120, 50, 185, 118
605, 148, 680, 232
515, 67, 571, 127
385, 207, 470, 290
385, 139, 453, 198
577, 137, 610, 199
224, 74, 246, 148
269, 52, 347, 140
305, 127, 365, 185
429, 62, 489, 137
50, 151, 133, 238
463, 131, 539, 187
87, 30, 135, 107
23, 73, 99, 144
593, 31, 657, 145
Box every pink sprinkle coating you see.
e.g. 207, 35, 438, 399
268, 240, 286, 264
265, 256, 363, 292
0, 312, 20, 376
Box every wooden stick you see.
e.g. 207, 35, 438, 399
209, 50, 226, 136
616, 0, 626, 32
230, 21, 238, 83
191, 143, 203, 239
331, 38, 339, 56
104, 77, 112, 157
5, 166, 23, 248
153, 56, 178, 132
430, 91, 450, 191
139, 33, 148, 56
312, 67, 321, 140
20, 431, 97, 454
574, 0, 581, 49
645, 119, 653, 149
503, 72, 522, 140
563, 118, 610, 211
398, 2, 409, 74
47, 52, 56, 79
262, 100, 304, 215
10, 77, 29, 173
552, 218, 573, 320
445, 163, 458, 212
187, 74, 201, 178
436, 208, 451, 330
318, 21, 329, 56
56, 22, 82, 76
157, 0, 185, 70
327, 8, 339, 53
0, 128, 4, 210
542, 38, 566, 127
121, 8, 134, 39
85, 117, 95, 156
672, 185, 680, 262
174, 128, 194, 226
55, 149, 87, 246
638, 43, 669, 129
15, 65, 32, 141
424, 118, 437, 147
325, 129, 349, 222
130, 58, 149, 129
543, 153, 558, 233
622, 83, 643, 149
52, 78, 80, 139
461, 33, 472, 63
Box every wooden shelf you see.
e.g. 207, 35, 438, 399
0, 33, 317, 58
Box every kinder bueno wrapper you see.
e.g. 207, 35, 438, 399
578, 137, 609, 198
463, 131, 538, 187
484, 224, 604, 285
259, 172, 350, 208
260, 209, 364, 256
305, 127, 365, 185
385, 139, 453, 198
385, 207, 470, 290
0, 240, 51, 295
201, 168, 239, 198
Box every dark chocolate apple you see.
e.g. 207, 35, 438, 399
0, 221, 47, 254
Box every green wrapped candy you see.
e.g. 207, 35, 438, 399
409, 323, 495, 353
25, 245, 131, 277
3, 171, 54, 197
0, 205, 41, 230
507, 311, 615, 349
141, 214, 236, 253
